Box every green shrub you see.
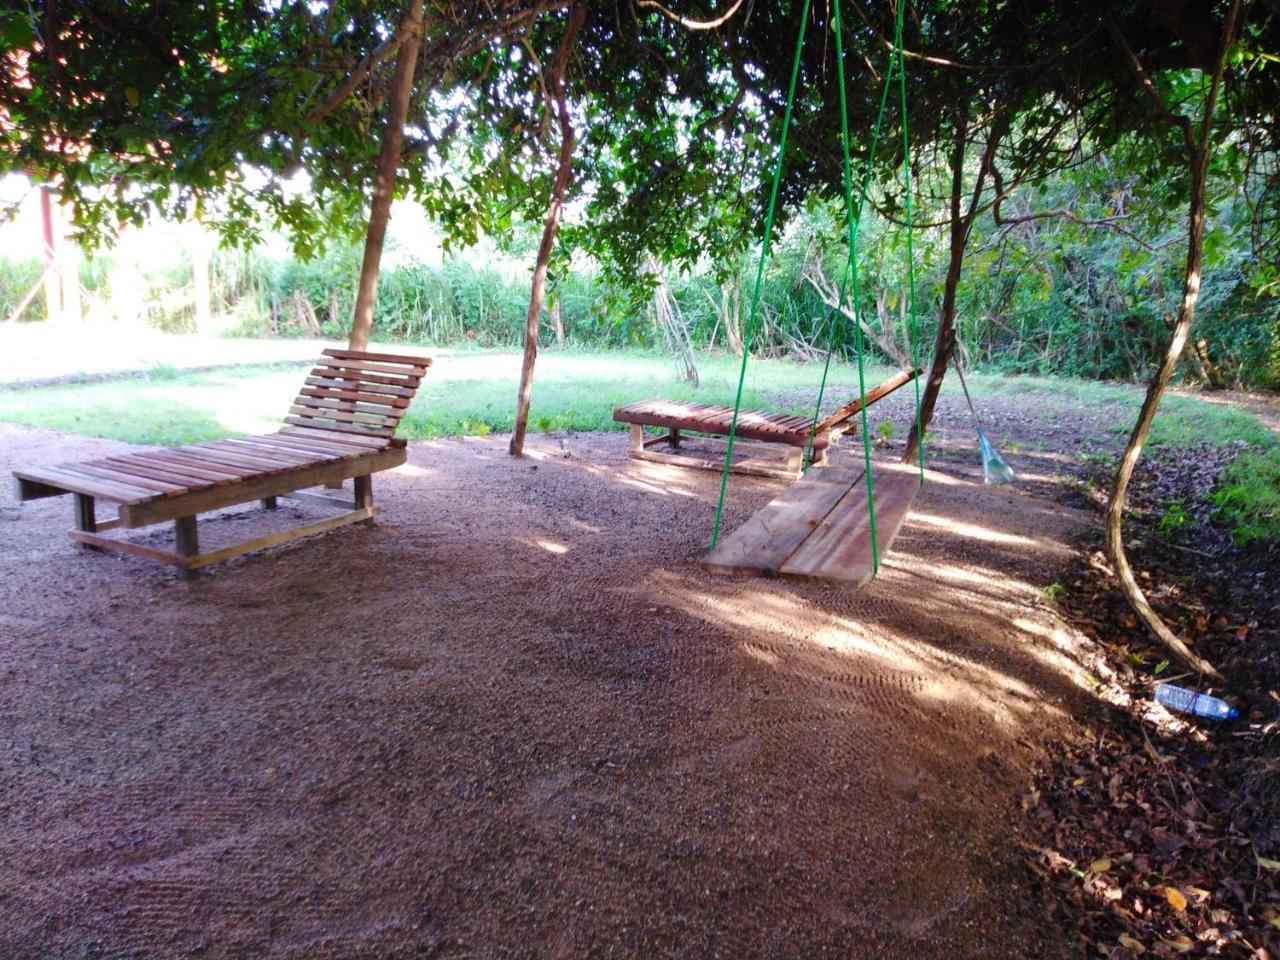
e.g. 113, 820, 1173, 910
1212, 449, 1280, 545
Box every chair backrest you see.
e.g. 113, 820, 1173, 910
814, 367, 922, 433
285, 348, 431, 445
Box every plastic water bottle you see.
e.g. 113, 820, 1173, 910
1155, 683, 1238, 720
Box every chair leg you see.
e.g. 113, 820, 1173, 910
174, 515, 199, 580
74, 494, 99, 549
354, 475, 374, 523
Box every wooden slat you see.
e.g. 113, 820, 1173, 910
97, 456, 221, 490
288, 405, 398, 427
293, 394, 404, 415
311, 360, 423, 383
299, 386, 411, 409
304, 376, 416, 399
814, 367, 922, 432
779, 470, 919, 585
701, 467, 863, 577
57, 461, 188, 495
256, 432, 372, 458
180, 443, 305, 475
322, 347, 431, 369
185, 506, 379, 569
14, 464, 158, 504
120, 449, 403, 527
127, 451, 247, 479
282, 418, 394, 440
211, 438, 325, 465
130, 451, 260, 481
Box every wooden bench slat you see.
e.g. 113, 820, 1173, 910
100, 455, 225, 489
171, 444, 296, 476
321, 347, 431, 369
256, 432, 372, 458
14, 464, 159, 504
147, 450, 278, 481
288, 404, 399, 428
283, 417, 394, 439
228, 437, 337, 464
311, 360, 423, 383
304, 376, 416, 399
56, 461, 188, 495
298, 386, 411, 409
129, 450, 249, 478
207, 439, 325, 466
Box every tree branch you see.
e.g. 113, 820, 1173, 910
633, 0, 746, 31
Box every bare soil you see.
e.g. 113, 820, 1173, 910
0, 411, 1106, 959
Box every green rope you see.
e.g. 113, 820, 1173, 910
832, 0, 883, 576
895, 1, 925, 486
802, 33, 899, 476
709, 0, 811, 550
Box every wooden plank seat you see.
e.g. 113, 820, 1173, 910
701, 462, 920, 588
12, 349, 430, 578
613, 367, 920, 480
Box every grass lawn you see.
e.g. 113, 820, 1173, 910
0, 348, 905, 444
1, 345, 1274, 541
0, 345, 1271, 452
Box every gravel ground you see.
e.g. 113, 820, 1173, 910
0, 418, 1102, 959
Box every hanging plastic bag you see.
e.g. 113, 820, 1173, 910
953, 347, 1015, 486
975, 425, 1016, 485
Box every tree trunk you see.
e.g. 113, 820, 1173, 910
192, 219, 212, 334
1104, 1, 1240, 679
39, 186, 61, 323
347, 0, 425, 351
1105, 147, 1220, 678
903, 122, 968, 464
550, 298, 564, 345
509, 3, 586, 457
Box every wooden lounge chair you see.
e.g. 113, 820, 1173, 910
612, 367, 920, 479
12, 348, 429, 578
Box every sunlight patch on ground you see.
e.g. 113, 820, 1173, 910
909, 510, 1039, 547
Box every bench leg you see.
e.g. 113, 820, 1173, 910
175, 515, 199, 580
74, 494, 99, 550
354, 475, 374, 523
668, 428, 681, 449
261, 496, 278, 511
628, 423, 644, 456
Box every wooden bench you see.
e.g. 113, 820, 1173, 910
12, 348, 429, 578
613, 368, 920, 479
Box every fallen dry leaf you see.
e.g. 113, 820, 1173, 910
1118, 931, 1146, 953
1163, 886, 1188, 912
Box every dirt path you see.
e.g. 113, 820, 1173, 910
0, 421, 1105, 958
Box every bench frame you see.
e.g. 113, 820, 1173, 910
625, 424, 821, 480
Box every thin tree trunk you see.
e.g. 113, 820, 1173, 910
39, 186, 61, 323
903, 111, 1007, 464
904, 122, 968, 464
192, 218, 212, 334
550, 298, 564, 345
348, 0, 425, 351
509, 3, 586, 457
1104, 1, 1241, 679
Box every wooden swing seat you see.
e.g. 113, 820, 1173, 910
12, 349, 429, 578
613, 367, 920, 480
701, 462, 919, 587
